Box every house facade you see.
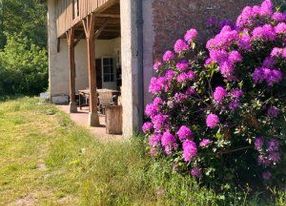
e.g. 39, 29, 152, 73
47, 0, 261, 137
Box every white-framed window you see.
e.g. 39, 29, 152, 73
102, 57, 114, 82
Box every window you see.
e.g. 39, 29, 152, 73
102, 58, 114, 82
73, 0, 79, 19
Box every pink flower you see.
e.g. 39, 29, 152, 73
174, 39, 188, 53
268, 151, 281, 163
149, 133, 161, 147
174, 93, 187, 103
238, 31, 251, 50
165, 69, 176, 81
176, 60, 189, 71
161, 131, 177, 155
153, 61, 162, 71
185, 87, 196, 95
145, 103, 159, 117
163, 50, 175, 62
258, 155, 271, 166
183, 140, 197, 162
271, 47, 284, 57
267, 138, 279, 152
274, 22, 286, 34
153, 97, 163, 106
177, 126, 193, 141
149, 77, 166, 94
213, 86, 227, 103
230, 89, 243, 99
272, 12, 286, 22
184, 28, 198, 43
228, 51, 242, 64
177, 73, 188, 83
206, 114, 220, 128
252, 24, 276, 41
187, 70, 196, 80
142, 122, 153, 134
263, 57, 275, 67
259, 0, 273, 16
220, 61, 235, 78
204, 58, 213, 66
199, 139, 213, 148
191, 167, 202, 178
252, 67, 283, 86
151, 114, 168, 130
254, 137, 264, 151
267, 106, 280, 118
209, 50, 228, 64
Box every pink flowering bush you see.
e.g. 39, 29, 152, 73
143, 0, 286, 190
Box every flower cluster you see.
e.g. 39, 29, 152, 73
143, 0, 286, 187
254, 137, 281, 179
206, 0, 286, 84
252, 67, 283, 86
236, 0, 280, 29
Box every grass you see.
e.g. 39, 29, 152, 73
0, 97, 285, 205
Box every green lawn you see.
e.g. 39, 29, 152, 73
0, 97, 285, 206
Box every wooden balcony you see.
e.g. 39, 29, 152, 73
56, 0, 120, 39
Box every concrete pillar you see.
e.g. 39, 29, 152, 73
47, 0, 58, 99
120, 0, 142, 137
48, 0, 70, 98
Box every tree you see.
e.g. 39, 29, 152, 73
0, 0, 47, 49
0, 34, 48, 95
0, 0, 4, 48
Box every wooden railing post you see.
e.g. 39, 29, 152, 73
83, 13, 100, 127
66, 28, 77, 113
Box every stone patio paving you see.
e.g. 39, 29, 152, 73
57, 105, 124, 142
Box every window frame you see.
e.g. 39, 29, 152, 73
101, 57, 115, 83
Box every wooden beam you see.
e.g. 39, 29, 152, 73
82, 13, 100, 127
73, 32, 85, 47
94, 21, 109, 39
95, 14, 120, 18
66, 28, 77, 113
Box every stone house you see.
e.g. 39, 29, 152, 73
47, 0, 261, 137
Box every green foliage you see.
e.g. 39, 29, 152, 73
0, 0, 47, 49
276, 0, 286, 12
0, 34, 48, 95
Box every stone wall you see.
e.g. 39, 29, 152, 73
152, 0, 262, 58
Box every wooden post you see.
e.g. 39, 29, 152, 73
66, 28, 77, 113
83, 14, 100, 126
105, 105, 123, 134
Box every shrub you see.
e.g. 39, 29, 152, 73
143, 0, 286, 192
0, 34, 48, 95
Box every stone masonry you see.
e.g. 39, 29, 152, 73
152, 0, 262, 58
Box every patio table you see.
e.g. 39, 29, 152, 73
78, 89, 120, 111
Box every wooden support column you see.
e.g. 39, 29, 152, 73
66, 28, 77, 113
83, 13, 100, 126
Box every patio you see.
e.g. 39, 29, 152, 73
57, 105, 124, 141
